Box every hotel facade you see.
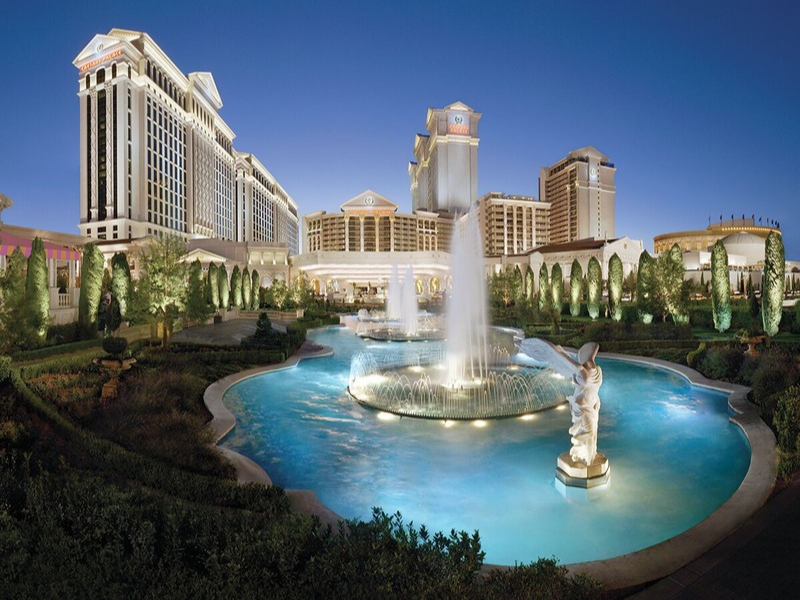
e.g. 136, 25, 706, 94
539, 147, 616, 245
295, 101, 625, 302
73, 29, 298, 260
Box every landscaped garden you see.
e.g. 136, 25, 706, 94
1, 233, 800, 597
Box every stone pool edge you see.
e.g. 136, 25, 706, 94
202, 339, 344, 529
204, 342, 777, 592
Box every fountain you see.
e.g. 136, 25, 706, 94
401, 265, 419, 337
356, 264, 444, 341
349, 212, 572, 419
387, 264, 402, 321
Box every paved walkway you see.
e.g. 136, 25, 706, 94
172, 319, 258, 345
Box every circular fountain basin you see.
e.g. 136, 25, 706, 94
349, 361, 571, 419
221, 327, 751, 566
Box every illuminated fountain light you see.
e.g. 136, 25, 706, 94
348, 343, 571, 420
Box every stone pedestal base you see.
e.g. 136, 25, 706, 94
555, 451, 610, 488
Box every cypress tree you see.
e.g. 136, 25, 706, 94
231, 265, 242, 308
587, 257, 602, 320
110, 252, 131, 319
608, 253, 623, 322
761, 231, 785, 336
538, 263, 550, 312
185, 259, 212, 325
251, 269, 260, 309
551, 263, 563, 314
710, 240, 731, 333
242, 266, 252, 311
525, 267, 534, 302
208, 263, 220, 310
219, 263, 230, 310
569, 260, 582, 317
636, 251, 654, 323
25, 237, 49, 342
79, 242, 105, 332
514, 265, 525, 304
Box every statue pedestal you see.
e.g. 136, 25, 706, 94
556, 451, 610, 488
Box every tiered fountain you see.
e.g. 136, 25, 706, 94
348, 212, 571, 419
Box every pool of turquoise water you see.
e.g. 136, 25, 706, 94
221, 327, 750, 565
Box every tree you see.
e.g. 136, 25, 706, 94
78, 242, 105, 332
25, 237, 49, 342
710, 240, 731, 333
231, 265, 242, 308
488, 269, 519, 308
538, 263, 550, 312
761, 231, 785, 337
654, 244, 689, 324
185, 259, 213, 326
218, 263, 230, 310
636, 251, 656, 323
568, 260, 582, 317
513, 266, 524, 305
134, 235, 188, 348
607, 253, 623, 322
550, 263, 563, 314
0, 247, 35, 351
525, 267, 534, 303
242, 266, 252, 310
266, 279, 289, 309
251, 269, 260, 309
292, 272, 315, 308
207, 263, 220, 311
110, 252, 132, 319
586, 257, 602, 320
623, 268, 637, 302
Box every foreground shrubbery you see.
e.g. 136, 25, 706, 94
0, 340, 601, 599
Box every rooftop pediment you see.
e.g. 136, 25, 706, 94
189, 72, 223, 109
340, 190, 398, 213
73, 34, 131, 68
444, 100, 474, 112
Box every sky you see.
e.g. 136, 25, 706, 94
1, 0, 798, 257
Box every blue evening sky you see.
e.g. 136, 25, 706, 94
1, 1, 798, 258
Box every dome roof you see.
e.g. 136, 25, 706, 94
721, 231, 765, 246
718, 231, 766, 266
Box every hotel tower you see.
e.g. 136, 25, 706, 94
73, 29, 298, 254
539, 146, 615, 245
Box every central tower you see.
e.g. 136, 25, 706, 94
409, 101, 481, 214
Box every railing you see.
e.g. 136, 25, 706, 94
58, 293, 72, 307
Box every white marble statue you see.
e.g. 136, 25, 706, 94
519, 339, 603, 466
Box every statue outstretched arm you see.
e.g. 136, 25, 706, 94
518, 338, 581, 378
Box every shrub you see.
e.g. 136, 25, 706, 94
774, 385, 800, 452
0, 355, 11, 383
479, 557, 601, 600
686, 343, 707, 368
749, 351, 800, 418
697, 346, 745, 381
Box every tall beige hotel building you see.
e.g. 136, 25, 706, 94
73, 28, 298, 254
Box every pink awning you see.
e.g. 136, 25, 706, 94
0, 231, 81, 261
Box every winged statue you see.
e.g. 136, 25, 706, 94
519, 338, 603, 466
